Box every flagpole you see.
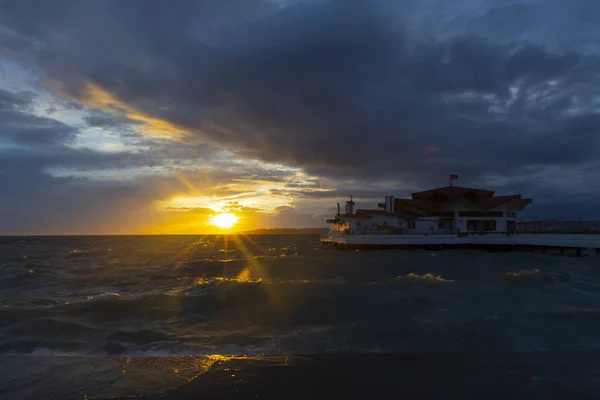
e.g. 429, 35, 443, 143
449, 174, 458, 186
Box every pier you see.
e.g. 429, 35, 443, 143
320, 233, 600, 256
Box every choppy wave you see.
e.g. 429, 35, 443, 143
537, 307, 600, 320
86, 292, 121, 301
506, 269, 540, 278
2, 235, 600, 357
394, 273, 454, 283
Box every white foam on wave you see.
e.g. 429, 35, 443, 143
86, 292, 121, 301
505, 269, 540, 278
395, 273, 454, 283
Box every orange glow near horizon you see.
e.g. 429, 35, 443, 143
210, 213, 238, 229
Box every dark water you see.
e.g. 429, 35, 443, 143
2, 235, 600, 398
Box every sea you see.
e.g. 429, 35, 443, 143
2, 235, 600, 399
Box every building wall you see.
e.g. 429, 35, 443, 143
455, 215, 508, 232
332, 214, 407, 234
332, 212, 519, 235
408, 217, 438, 233
336, 217, 400, 234
370, 215, 403, 227
404, 214, 515, 233
337, 216, 517, 234
426, 200, 521, 233
348, 219, 369, 233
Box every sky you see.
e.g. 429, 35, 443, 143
1, 0, 600, 234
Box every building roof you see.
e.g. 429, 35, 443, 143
395, 198, 436, 213
330, 185, 532, 223
397, 185, 532, 212
476, 194, 519, 209
411, 185, 495, 200
519, 198, 533, 209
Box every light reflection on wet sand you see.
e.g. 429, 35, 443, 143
0, 355, 237, 400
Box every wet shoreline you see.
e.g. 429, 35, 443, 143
2, 353, 599, 399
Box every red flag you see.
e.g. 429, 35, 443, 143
450, 174, 459, 180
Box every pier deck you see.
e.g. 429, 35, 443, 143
320, 233, 600, 255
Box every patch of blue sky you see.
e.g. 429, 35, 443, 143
69, 126, 139, 153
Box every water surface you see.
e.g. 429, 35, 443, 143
1, 235, 600, 398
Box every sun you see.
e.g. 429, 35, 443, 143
210, 213, 238, 229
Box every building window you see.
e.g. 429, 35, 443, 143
466, 220, 497, 231
408, 221, 416, 229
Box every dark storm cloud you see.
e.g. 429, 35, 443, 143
1, 0, 600, 219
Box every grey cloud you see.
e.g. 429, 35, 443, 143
0, 88, 77, 145
166, 207, 215, 215
44, 99, 85, 115
0, 177, 164, 235
464, 1, 600, 52
222, 201, 262, 214
0, 88, 35, 109
285, 181, 322, 188
269, 187, 392, 202
0, 113, 77, 145
84, 109, 145, 128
